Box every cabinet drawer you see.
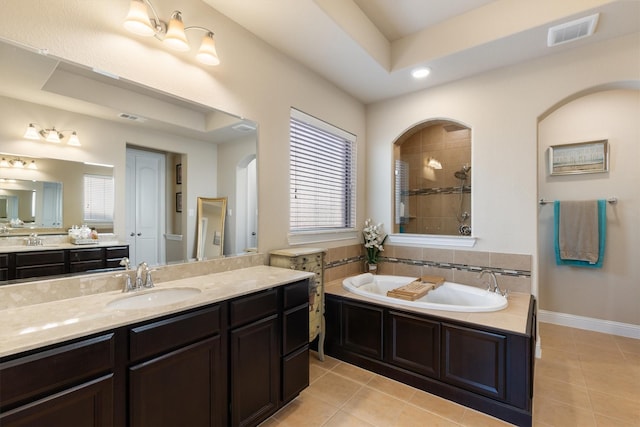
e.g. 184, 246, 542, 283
69, 260, 105, 273
283, 280, 308, 309
229, 288, 278, 328
69, 248, 104, 262
15, 264, 66, 279
0, 333, 115, 409
0, 254, 8, 268
283, 304, 309, 355
106, 246, 129, 260
14, 250, 65, 267
129, 305, 221, 362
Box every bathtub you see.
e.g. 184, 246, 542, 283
342, 274, 508, 312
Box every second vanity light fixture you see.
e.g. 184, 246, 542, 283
123, 0, 220, 66
24, 123, 81, 146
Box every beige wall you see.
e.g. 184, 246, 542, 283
366, 32, 640, 315
538, 89, 640, 325
0, 0, 366, 256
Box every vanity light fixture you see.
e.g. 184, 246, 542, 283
23, 123, 81, 146
123, 0, 220, 66
0, 157, 36, 169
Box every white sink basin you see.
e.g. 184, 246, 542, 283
107, 288, 202, 310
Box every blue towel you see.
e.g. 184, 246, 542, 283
554, 200, 606, 268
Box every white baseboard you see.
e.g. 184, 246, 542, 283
538, 310, 640, 339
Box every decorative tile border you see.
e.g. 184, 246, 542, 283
404, 185, 471, 196
326, 255, 531, 278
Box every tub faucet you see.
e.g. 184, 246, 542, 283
479, 270, 507, 297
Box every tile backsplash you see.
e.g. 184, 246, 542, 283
324, 244, 531, 294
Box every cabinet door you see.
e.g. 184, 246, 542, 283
129, 336, 223, 427
0, 375, 113, 427
230, 315, 279, 427
442, 324, 506, 400
342, 301, 384, 359
387, 311, 440, 378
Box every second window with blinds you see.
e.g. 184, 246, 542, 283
289, 108, 356, 242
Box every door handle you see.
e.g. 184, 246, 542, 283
137, 233, 142, 236
130, 232, 135, 237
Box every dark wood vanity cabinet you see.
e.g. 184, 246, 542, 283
0, 333, 116, 427
14, 250, 66, 279
127, 305, 226, 427
69, 247, 105, 273
0, 253, 8, 281
326, 294, 535, 427
229, 280, 309, 427
0, 278, 311, 427
2, 244, 129, 281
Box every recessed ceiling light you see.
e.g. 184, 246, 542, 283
411, 67, 431, 79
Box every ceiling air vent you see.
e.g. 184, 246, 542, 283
118, 113, 146, 122
547, 13, 599, 47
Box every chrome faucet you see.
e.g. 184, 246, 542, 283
479, 270, 507, 297
25, 233, 43, 246
135, 262, 154, 290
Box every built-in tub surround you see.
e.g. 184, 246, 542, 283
0, 252, 267, 310
324, 244, 532, 294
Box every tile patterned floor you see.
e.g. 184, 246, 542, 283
262, 323, 640, 426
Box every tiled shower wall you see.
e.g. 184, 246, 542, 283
397, 124, 472, 235
324, 244, 532, 294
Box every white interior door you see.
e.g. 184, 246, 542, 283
42, 182, 62, 227
126, 148, 165, 266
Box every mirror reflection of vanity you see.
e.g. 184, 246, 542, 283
196, 197, 227, 260
0, 38, 258, 281
0, 156, 114, 234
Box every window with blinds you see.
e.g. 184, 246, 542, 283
83, 174, 114, 222
289, 108, 356, 233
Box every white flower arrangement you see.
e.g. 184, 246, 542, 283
363, 218, 388, 265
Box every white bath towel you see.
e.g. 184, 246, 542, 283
350, 273, 374, 287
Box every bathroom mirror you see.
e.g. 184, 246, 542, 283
0, 38, 257, 269
196, 197, 227, 260
394, 120, 472, 236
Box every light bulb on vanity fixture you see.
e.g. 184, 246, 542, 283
0, 157, 36, 170
123, 0, 220, 66
23, 123, 81, 146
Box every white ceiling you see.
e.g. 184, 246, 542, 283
203, 0, 640, 104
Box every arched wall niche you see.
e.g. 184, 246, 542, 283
536, 81, 640, 326
392, 117, 473, 238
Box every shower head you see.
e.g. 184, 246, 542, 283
454, 165, 471, 180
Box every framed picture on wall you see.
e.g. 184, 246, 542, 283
176, 163, 182, 185
549, 139, 609, 175
176, 192, 182, 212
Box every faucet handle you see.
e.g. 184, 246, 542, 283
119, 257, 131, 270
144, 270, 154, 288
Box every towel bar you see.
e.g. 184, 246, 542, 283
539, 197, 617, 205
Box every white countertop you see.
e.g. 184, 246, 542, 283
0, 265, 313, 358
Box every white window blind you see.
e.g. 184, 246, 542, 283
83, 174, 114, 222
290, 108, 356, 233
